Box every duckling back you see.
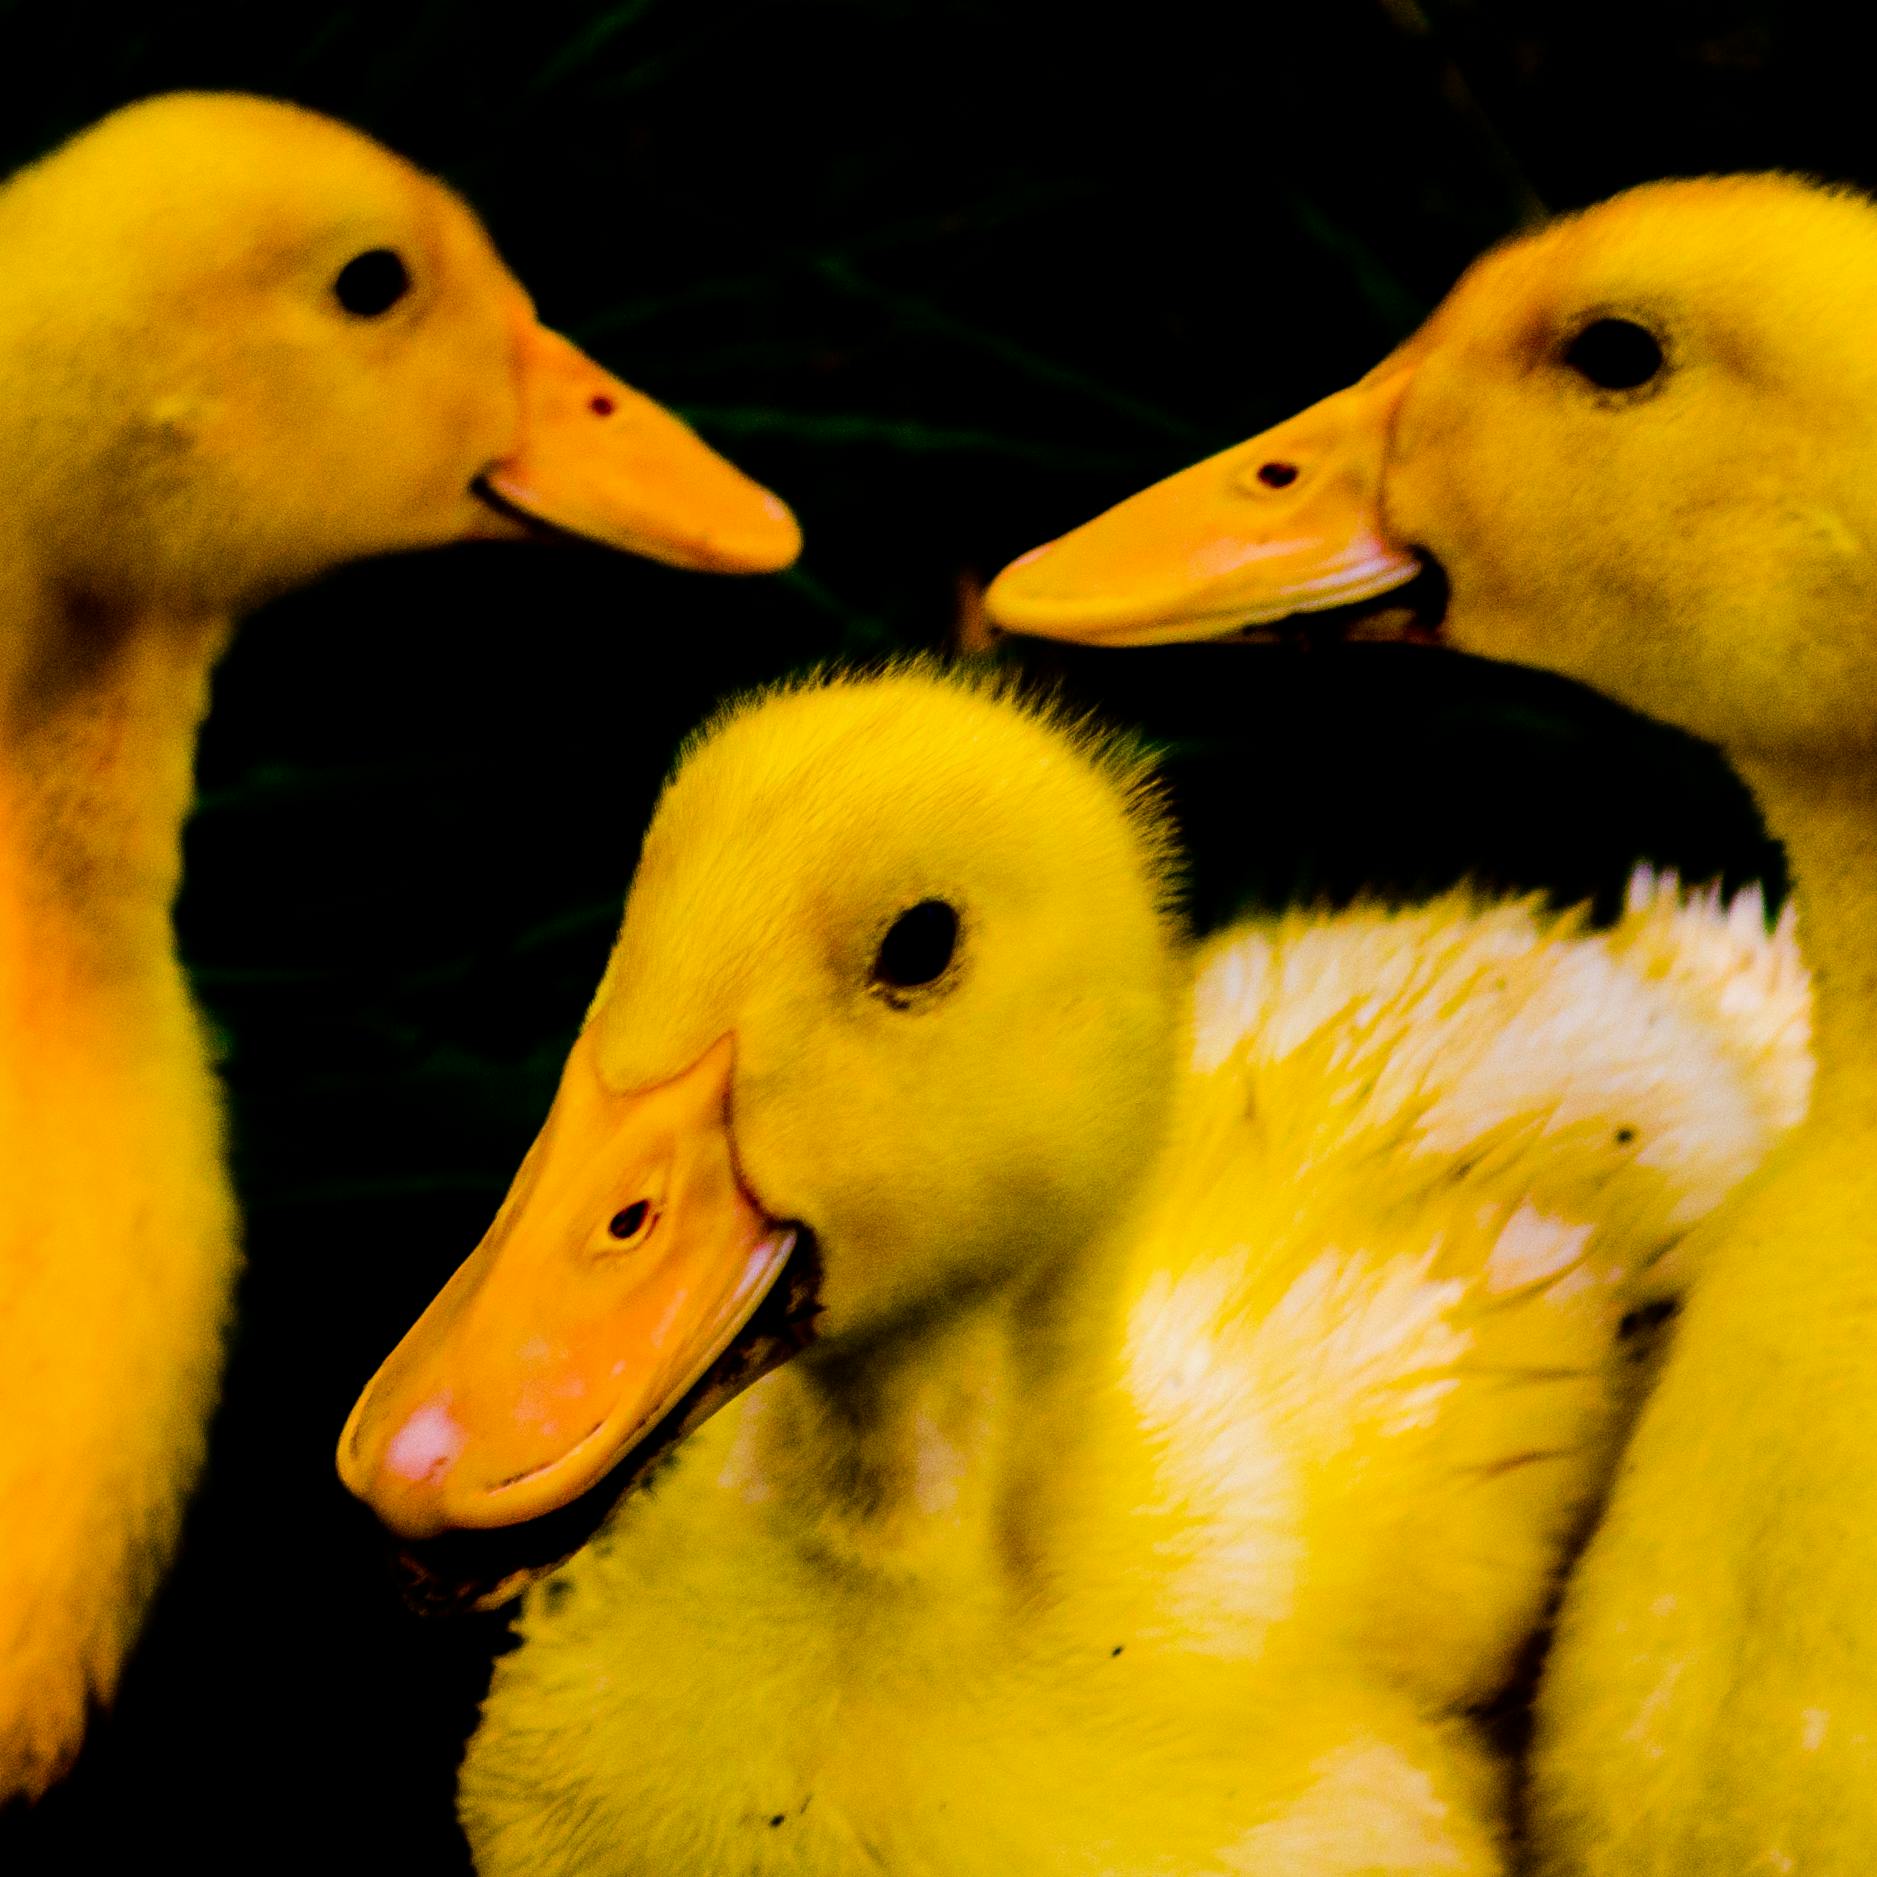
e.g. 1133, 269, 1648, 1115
1124, 878, 1808, 1718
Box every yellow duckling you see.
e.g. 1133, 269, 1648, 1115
341, 666, 1807, 1875
982, 173, 1877, 1874
0, 91, 799, 1801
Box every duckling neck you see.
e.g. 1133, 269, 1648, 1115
0, 560, 231, 973
744, 1240, 1126, 1584
1735, 751, 1877, 1125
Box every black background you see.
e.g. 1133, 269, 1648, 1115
0, 1, 1845, 1867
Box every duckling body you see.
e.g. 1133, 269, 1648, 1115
1527, 760, 1877, 1875
341, 672, 1806, 1876
0, 92, 796, 1798
0, 652, 233, 1787
982, 173, 1877, 1874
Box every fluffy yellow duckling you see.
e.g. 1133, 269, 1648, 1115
0, 91, 799, 1801
340, 667, 1807, 1875
982, 173, 1877, 1874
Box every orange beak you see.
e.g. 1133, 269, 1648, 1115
338, 1031, 801, 1547
478, 319, 802, 573
983, 366, 1421, 644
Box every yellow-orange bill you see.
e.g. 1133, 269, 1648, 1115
338, 1031, 792, 1541
983, 368, 1421, 644
483, 321, 802, 573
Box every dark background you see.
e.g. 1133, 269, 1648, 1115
0, 0, 1845, 1867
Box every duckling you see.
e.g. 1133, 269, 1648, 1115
0, 90, 799, 1802
340, 666, 1807, 1876
982, 173, 1877, 1874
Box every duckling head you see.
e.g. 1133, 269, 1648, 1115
0, 92, 798, 621
985, 176, 1877, 762
339, 667, 1181, 1596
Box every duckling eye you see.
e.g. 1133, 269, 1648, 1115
333, 248, 412, 318
870, 900, 960, 998
607, 1201, 652, 1243
1561, 317, 1665, 392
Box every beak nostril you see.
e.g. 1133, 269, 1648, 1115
608, 1200, 653, 1243
589, 394, 616, 418
1256, 461, 1300, 489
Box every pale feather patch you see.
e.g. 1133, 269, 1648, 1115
1584, 872, 1806, 1238
910, 1410, 963, 1518
1188, 871, 1810, 1241
1625, 1657, 1688, 1762
1611, 868, 1812, 1160
1486, 1203, 1595, 1294
1125, 1242, 1478, 1653
714, 1383, 779, 1504
1126, 1261, 1303, 1653
1259, 1249, 1472, 1438
1190, 908, 1536, 1080
1486, 872, 1807, 1223
1190, 932, 1277, 1075
1224, 1738, 1473, 1873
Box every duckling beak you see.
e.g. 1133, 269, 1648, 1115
478, 320, 802, 573
338, 1031, 799, 1542
983, 366, 1421, 643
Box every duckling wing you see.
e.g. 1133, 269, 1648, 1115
1122, 877, 1808, 1710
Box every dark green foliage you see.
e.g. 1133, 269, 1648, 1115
0, 3, 1840, 1869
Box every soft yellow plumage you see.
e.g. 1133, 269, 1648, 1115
982, 170, 1877, 1875
1385, 178, 1877, 1877
0, 91, 796, 1799
344, 667, 1808, 1875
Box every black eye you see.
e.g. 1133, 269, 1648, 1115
871, 899, 959, 995
333, 247, 411, 318
1561, 317, 1665, 392
608, 1201, 651, 1241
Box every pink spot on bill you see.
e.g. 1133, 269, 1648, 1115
385, 1401, 464, 1483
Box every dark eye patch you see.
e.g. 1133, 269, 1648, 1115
334, 248, 412, 318
1562, 317, 1665, 392
871, 900, 959, 995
